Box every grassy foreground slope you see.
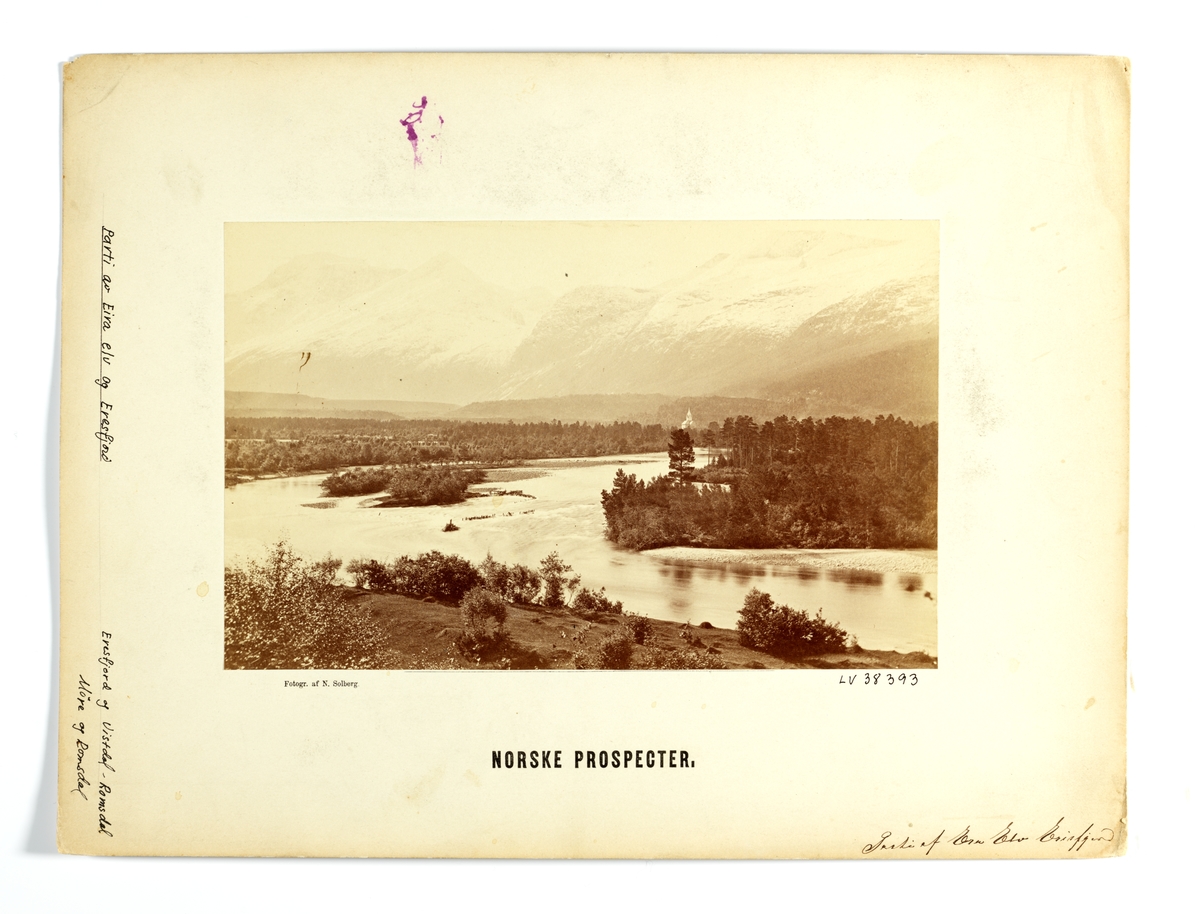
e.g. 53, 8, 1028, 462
354, 590, 936, 671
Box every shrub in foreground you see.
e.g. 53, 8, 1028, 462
635, 646, 727, 669
624, 613, 652, 645
539, 552, 580, 608
594, 629, 635, 669
571, 630, 633, 670
736, 588, 848, 657
347, 551, 483, 603
346, 558, 394, 591
573, 586, 623, 616
225, 541, 386, 670
460, 587, 509, 639
479, 554, 543, 604
456, 587, 515, 661
391, 551, 483, 603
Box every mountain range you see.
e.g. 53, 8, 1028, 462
226, 228, 938, 423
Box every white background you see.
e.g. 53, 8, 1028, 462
4, 1, 1192, 909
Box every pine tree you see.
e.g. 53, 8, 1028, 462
667, 428, 695, 483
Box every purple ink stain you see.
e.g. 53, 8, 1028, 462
401, 96, 435, 167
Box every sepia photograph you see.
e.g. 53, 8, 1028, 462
50, 49, 1132, 864
225, 220, 938, 671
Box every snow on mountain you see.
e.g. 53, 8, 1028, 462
498, 228, 937, 400
225, 254, 552, 402
495, 285, 661, 398
225, 227, 938, 412
797, 276, 938, 338
224, 254, 408, 359
635, 228, 936, 338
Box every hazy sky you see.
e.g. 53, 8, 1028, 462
225, 221, 936, 299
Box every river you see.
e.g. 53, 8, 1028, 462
225, 453, 937, 653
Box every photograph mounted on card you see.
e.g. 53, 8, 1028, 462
223, 220, 939, 673
59, 53, 1127, 858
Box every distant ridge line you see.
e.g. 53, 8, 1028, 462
226, 380, 936, 427
225, 391, 458, 419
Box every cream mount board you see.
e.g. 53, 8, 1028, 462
59, 53, 1128, 858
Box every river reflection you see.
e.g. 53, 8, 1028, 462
225, 453, 937, 654
826, 568, 884, 588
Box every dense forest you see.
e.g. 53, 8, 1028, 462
225, 416, 668, 477
601, 414, 937, 550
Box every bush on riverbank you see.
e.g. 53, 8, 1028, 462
573, 586, 623, 617
392, 551, 483, 602
225, 541, 387, 670
736, 587, 848, 657
346, 551, 484, 603
344, 558, 394, 591
479, 554, 544, 604
346, 549, 614, 618
539, 552, 580, 608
